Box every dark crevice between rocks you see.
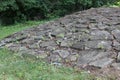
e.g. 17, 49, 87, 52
111, 32, 119, 63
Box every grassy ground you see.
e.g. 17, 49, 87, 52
0, 49, 93, 80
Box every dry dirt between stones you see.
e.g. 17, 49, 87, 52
0, 7, 120, 79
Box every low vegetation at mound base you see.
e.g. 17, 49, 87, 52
0, 49, 95, 80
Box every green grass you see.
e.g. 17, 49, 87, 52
0, 49, 93, 80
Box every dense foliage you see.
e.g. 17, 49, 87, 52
0, 0, 118, 25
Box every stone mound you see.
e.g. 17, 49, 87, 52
0, 7, 120, 77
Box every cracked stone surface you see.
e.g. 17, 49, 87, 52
0, 7, 120, 78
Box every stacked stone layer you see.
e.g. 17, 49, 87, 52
0, 7, 120, 69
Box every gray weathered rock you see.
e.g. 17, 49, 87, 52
49, 54, 61, 62
67, 54, 78, 61
112, 63, 120, 70
19, 47, 37, 58
89, 58, 113, 68
29, 43, 39, 49
53, 50, 70, 58
0, 41, 6, 48
72, 41, 112, 50
77, 51, 111, 65
90, 30, 113, 40
60, 41, 68, 47
113, 41, 120, 51
112, 29, 120, 41
33, 35, 45, 40
39, 41, 57, 48
117, 52, 120, 62
51, 27, 65, 38
71, 42, 85, 50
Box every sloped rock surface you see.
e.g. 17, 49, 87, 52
0, 7, 120, 77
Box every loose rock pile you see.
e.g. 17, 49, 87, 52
0, 7, 120, 76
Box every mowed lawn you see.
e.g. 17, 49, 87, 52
0, 20, 94, 80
